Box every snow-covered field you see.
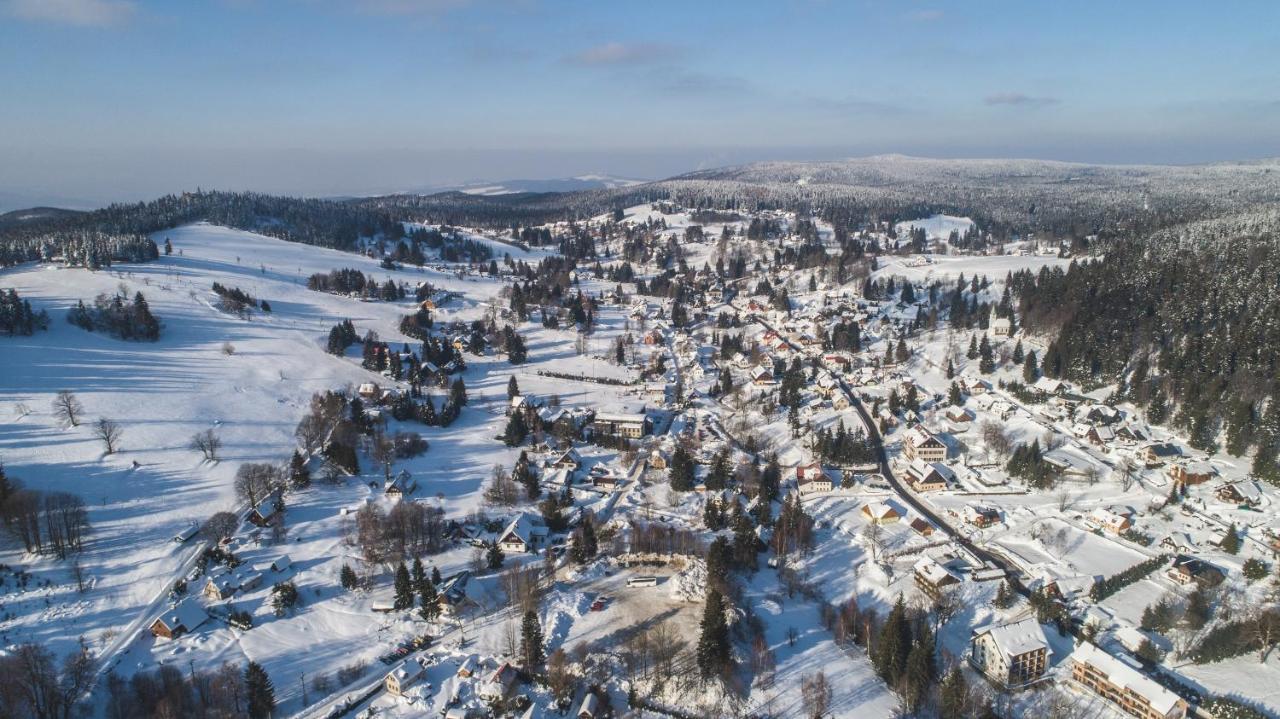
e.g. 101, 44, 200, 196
894, 214, 975, 241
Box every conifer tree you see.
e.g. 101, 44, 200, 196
978, 335, 995, 374
245, 662, 276, 719
340, 563, 357, 590
669, 445, 695, 491
872, 595, 911, 685
486, 541, 504, 570
520, 608, 545, 668
418, 581, 440, 622
903, 624, 936, 712
394, 562, 414, 610
411, 557, 426, 595
1221, 523, 1241, 554
288, 450, 310, 489
696, 587, 732, 679
503, 411, 527, 447
938, 665, 968, 719
1023, 350, 1038, 383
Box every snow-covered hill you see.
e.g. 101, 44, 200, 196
447, 174, 648, 196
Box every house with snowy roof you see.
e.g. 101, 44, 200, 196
913, 556, 961, 598
150, 599, 210, 639
905, 459, 954, 492
861, 501, 900, 525
795, 462, 833, 495
1167, 460, 1216, 485
1068, 643, 1188, 719
970, 618, 1049, 688
902, 425, 947, 463
1215, 479, 1262, 507
1085, 507, 1132, 535
497, 514, 548, 554
385, 657, 429, 696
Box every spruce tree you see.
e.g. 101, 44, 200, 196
411, 557, 426, 595
948, 382, 963, 407
245, 662, 276, 719
394, 562, 414, 610
431, 566, 442, 585
938, 665, 968, 719
994, 581, 1015, 609
486, 541, 504, 570
903, 625, 936, 712
339, 563, 357, 590
696, 588, 731, 679
669, 446, 695, 491
507, 375, 520, 399
1221, 523, 1241, 554
520, 609, 545, 668
503, 411, 527, 447
419, 580, 440, 621
288, 450, 310, 489
872, 595, 911, 685
1023, 350, 1038, 383
1012, 340, 1024, 364
978, 335, 995, 374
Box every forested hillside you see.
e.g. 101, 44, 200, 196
1012, 210, 1280, 481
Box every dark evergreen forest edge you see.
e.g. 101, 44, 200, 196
0, 159, 1277, 482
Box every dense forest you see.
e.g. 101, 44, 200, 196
1012, 210, 1280, 483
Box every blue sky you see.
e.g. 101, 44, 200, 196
1, 0, 1277, 208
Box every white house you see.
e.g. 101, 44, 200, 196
970, 618, 1050, 688
497, 514, 549, 554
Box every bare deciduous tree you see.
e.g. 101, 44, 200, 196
233, 463, 281, 508
94, 418, 123, 454
1117, 457, 1138, 491
202, 511, 239, 541
189, 429, 223, 462
52, 390, 83, 427
862, 521, 884, 561
1056, 489, 1073, 512
800, 670, 832, 718
981, 420, 1012, 459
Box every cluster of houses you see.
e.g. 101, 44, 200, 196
150, 554, 295, 640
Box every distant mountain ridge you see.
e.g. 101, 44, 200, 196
0, 206, 85, 230
434, 174, 648, 196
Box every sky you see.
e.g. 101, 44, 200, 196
1, 0, 1278, 209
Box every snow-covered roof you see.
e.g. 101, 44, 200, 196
1068, 643, 1181, 715
914, 556, 959, 586
863, 501, 898, 520
157, 598, 209, 632
903, 425, 940, 449
973, 618, 1049, 659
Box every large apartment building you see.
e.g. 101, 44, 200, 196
969, 618, 1049, 688
1068, 643, 1188, 719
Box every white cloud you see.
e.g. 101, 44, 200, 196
984, 92, 1059, 107
4, 0, 136, 27
565, 42, 683, 67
